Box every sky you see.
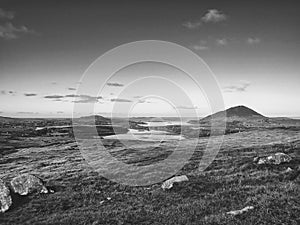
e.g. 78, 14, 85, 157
0, 0, 299, 118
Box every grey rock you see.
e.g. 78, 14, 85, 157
10, 174, 48, 196
284, 167, 293, 173
257, 153, 292, 165
0, 179, 12, 213
227, 206, 254, 216
161, 175, 189, 190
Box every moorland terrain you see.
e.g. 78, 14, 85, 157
0, 106, 299, 225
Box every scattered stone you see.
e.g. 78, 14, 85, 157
285, 167, 293, 173
253, 156, 259, 163
226, 206, 254, 216
63, 145, 72, 150
106, 197, 111, 200
161, 175, 189, 190
10, 174, 48, 195
0, 179, 12, 213
257, 153, 292, 165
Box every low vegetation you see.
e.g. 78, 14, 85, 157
1, 127, 299, 224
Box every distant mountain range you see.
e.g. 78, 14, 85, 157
0, 106, 298, 124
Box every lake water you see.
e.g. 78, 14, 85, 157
103, 121, 191, 141
139, 121, 192, 127
103, 129, 184, 141
36, 121, 191, 141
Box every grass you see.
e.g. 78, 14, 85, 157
0, 129, 300, 224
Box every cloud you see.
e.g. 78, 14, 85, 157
0, 8, 15, 20
192, 45, 208, 51
223, 81, 251, 92
136, 99, 153, 104
191, 40, 209, 51
72, 94, 102, 103
111, 98, 132, 103
0, 22, 35, 40
65, 94, 80, 98
44, 93, 103, 103
106, 82, 124, 87
17, 112, 39, 115
44, 95, 65, 99
202, 9, 227, 23
68, 87, 76, 91
183, 9, 227, 29
176, 105, 198, 110
182, 21, 202, 29
216, 38, 228, 46
73, 99, 99, 103
43, 94, 102, 103
1, 90, 16, 95
247, 37, 261, 45
24, 93, 37, 97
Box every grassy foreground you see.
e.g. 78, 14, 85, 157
0, 129, 300, 224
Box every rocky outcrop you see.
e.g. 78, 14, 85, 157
10, 174, 48, 195
161, 175, 189, 190
255, 153, 292, 165
0, 179, 12, 213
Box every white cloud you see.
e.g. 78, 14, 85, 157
247, 37, 261, 45
192, 45, 208, 50
216, 38, 228, 46
183, 9, 227, 29
223, 80, 251, 93
0, 8, 15, 20
191, 40, 209, 50
202, 9, 227, 23
17, 111, 39, 115
72, 95, 102, 103
182, 21, 202, 29
0, 22, 35, 40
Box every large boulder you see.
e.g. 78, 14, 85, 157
10, 174, 48, 196
161, 175, 189, 190
257, 153, 292, 165
0, 179, 12, 213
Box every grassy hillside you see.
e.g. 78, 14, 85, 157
0, 128, 299, 225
